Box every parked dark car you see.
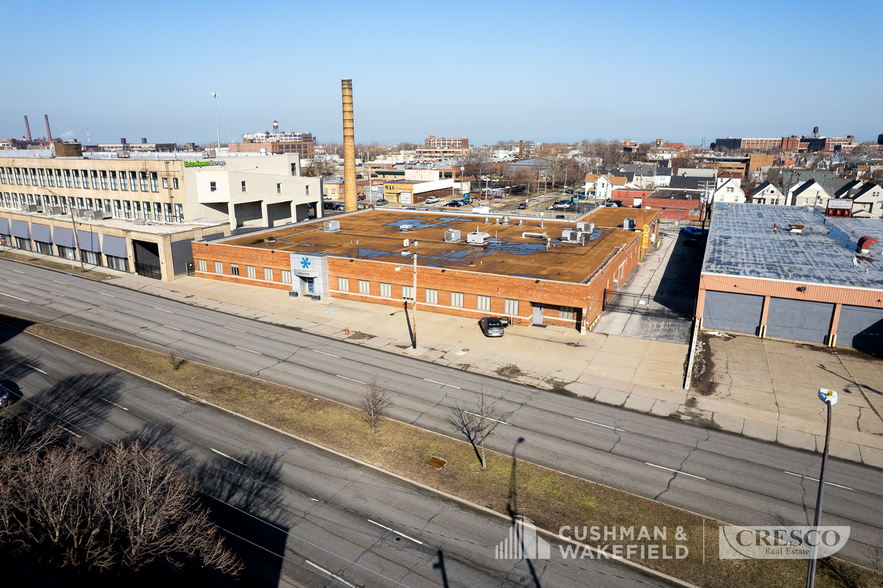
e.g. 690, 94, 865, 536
333, 203, 345, 210
565, 189, 573, 194
375, 199, 389, 206
478, 317, 505, 337
682, 226, 707, 237
445, 200, 464, 207
511, 185, 526, 193
517, 202, 527, 210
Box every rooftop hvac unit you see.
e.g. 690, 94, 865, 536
467, 231, 490, 245
399, 224, 413, 232
323, 220, 340, 232
623, 218, 636, 230
75, 208, 91, 218
24, 204, 42, 213
49, 207, 63, 215
576, 221, 586, 232
133, 218, 147, 225
444, 229, 461, 243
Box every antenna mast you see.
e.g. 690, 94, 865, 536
211, 92, 221, 153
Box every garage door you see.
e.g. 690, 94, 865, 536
703, 291, 763, 335
837, 305, 883, 355
766, 298, 834, 344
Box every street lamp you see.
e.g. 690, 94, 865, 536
805, 388, 838, 588
411, 253, 418, 349
460, 166, 464, 196
46, 188, 85, 273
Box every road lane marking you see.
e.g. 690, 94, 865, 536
163, 324, 182, 331
101, 306, 114, 312
100, 397, 129, 411
313, 349, 341, 358
0, 292, 29, 302
336, 375, 366, 385
235, 346, 261, 355
645, 462, 706, 480
210, 448, 247, 466
784, 471, 854, 491
26, 364, 47, 375
368, 520, 424, 545
304, 560, 356, 587
59, 426, 82, 438
99, 292, 115, 297
8, 280, 21, 284
465, 411, 509, 425
12, 269, 23, 273
445, 383, 461, 389
574, 417, 623, 431
153, 307, 174, 314
52, 280, 66, 284
224, 326, 246, 332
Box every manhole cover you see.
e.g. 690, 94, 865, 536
426, 457, 447, 469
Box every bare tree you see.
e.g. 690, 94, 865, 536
360, 376, 393, 435
168, 349, 184, 370
447, 391, 504, 469
457, 148, 491, 192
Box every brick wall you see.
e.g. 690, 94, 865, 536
192, 231, 644, 332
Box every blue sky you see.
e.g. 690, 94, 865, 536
3, 0, 881, 147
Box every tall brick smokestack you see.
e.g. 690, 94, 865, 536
44, 115, 52, 142
342, 79, 357, 212
24, 116, 32, 141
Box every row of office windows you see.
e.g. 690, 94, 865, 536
196, 259, 292, 283
0, 166, 178, 193
1, 192, 184, 222
0, 234, 128, 272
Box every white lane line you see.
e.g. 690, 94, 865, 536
99, 292, 115, 297
784, 471, 854, 491
101, 306, 114, 312
224, 326, 246, 332
26, 364, 47, 375
313, 349, 341, 358
153, 307, 175, 314
368, 520, 424, 545
52, 280, 66, 284
424, 378, 456, 387
574, 417, 623, 431
210, 447, 247, 466
12, 269, 23, 273
0, 292, 29, 302
446, 384, 462, 389
304, 560, 356, 588
8, 280, 21, 284
465, 411, 509, 425
235, 346, 261, 355
336, 375, 366, 385
163, 324, 182, 331
50, 292, 64, 296
59, 426, 82, 438
646, 462, 706, 480
100, 397, 129, 411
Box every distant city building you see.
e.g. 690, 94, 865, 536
416, 136, 469, 159
230, 130, 316, 159
714, 135, 853, 153
97, 138, 177, 153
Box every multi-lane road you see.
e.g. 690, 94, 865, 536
1, 258, 881, 572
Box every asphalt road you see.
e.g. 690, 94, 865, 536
1, 258, 881, 569
0, 321, 674, 588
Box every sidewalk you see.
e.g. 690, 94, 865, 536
4, 248, 882, 468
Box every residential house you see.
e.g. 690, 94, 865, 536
844, 183, 883, 218
712, 179, 746, 204
788, 179, 831, 207
584, 173, 628, 200
750, 181, 786, 205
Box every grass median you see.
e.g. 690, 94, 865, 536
19, 320, 880, 588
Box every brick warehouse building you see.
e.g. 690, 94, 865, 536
192, 208, 660, 332
697, 203, 883, 355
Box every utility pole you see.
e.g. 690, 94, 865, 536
411, 254, 418, 349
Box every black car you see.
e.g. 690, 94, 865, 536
445, 200, 464, 207
478, 317, 505, 337
375, 199, 389, 206
517, 202, 527, 210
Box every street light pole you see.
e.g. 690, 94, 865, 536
805, 388, 838, 588
47, 188, 85, 272
411, 253, 418, 349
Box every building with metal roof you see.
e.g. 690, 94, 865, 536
697, 203, 883, 354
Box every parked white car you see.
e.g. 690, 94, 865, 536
425, 196, 440, 204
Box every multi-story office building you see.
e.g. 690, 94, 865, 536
416, 136, 469, 159
0, 144, 322, 280
230, 131, 316, 159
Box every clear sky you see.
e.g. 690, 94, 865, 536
3, 0, 881, 147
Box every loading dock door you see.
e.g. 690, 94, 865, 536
133, 240, 161, 280
532, 303, 544, 325
766, 298, 834, 345
702, 291, 763, 335
836, 305, 883, 355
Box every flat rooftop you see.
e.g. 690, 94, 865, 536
702, 203, 883, 290
218, 210, 642, 283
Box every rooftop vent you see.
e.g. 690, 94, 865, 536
399, 224, 413, 232
266, 236, 276, 242
857, 235, 878, 254
324, 220, 340, 232
467, 231, 490, 245
789, 224, 804, 234
502, 215, 510, 225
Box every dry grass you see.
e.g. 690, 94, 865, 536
22, 321, 881, 588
